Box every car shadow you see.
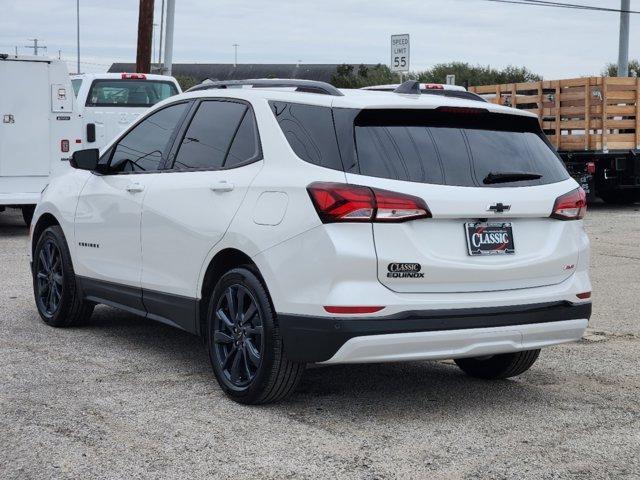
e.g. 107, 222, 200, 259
79, 305, 553, 418
0, 209, 29, 236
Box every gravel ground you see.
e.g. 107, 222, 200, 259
1, 204, 639, 480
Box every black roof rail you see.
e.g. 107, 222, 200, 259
393, 80, 421, 94
186, 78, 344, 96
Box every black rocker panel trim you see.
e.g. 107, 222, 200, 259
76, 276, 198, 334
278, 301, 592, 363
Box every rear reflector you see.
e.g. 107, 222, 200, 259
576, 291, 591, 299
551, 187, 586, 220
121, 73, 146, 80
324, 306, 385, 314
60, 139, 69, 152
586, 162, 596, 174
307, 182, 431, 223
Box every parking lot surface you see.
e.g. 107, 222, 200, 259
1, 205, 639, 480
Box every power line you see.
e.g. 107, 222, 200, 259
480, 0, 640, 14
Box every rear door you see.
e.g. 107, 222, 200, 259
0, 60, 50, 177
345, 108, 580, 293
140, 99, 263, 319
82, 78, 179, 149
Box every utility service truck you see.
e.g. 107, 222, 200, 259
0, 54, 79, 224
470, 77, 640, 204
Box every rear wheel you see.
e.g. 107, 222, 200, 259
206, 267, 305, 404
33, 226, 94, 327
454, 349, 541, 379
21, 205, 35, 226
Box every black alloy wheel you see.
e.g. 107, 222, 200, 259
213, 284, 264, 389
35, 239, 64, 317
206, 267, 305, 404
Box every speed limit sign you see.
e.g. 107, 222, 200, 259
390, 34, 410, 73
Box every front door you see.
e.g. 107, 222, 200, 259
74, 101, 190, 311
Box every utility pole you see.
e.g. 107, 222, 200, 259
158, 0, 165, 68
618, 0, 630, 76
136, 0, 154, 73
233, 44, 239, 67
76, 0, 80, 74
25, 39, 47, 56
164, 0, 175, 76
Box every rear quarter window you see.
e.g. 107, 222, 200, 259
269, 101, 343, 171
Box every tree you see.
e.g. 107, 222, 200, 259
331, 64, 398, 88
174, 74, 199, 91
603, 60, 640, 77
415, 62, 541, 86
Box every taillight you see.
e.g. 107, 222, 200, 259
60, 139, 69, 152
121, 73, 146, 80
435, 106, 488, 115
307, 182, 431, 223
551, 187, 586, 220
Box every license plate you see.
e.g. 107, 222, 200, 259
465, 222, 515, 256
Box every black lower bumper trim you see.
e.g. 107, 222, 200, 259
278, 301, 591, 363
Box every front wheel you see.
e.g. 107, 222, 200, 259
21, 205, 35, 226
33, 225, 94, 327
454, 349, 541, 379
206, 267, 305, 404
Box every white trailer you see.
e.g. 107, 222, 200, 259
0, 54, 79, 224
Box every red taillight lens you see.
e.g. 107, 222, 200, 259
60, 139, 69, 152
121, 73, 146, 80
551, 187, 587, 220
586, 162, 596, 175
307, 183, 375, 222
307, 182, 431, 223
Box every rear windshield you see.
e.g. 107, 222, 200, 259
86, 79, 178, 107
353, 109, 569, 187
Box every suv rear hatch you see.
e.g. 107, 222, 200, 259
344, 107, 581, 293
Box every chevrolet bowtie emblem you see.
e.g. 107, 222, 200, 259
488, 203, 511, 213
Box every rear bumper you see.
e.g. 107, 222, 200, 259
278, 301, 591, 363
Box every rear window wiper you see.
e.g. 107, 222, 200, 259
483, 171, 542, 184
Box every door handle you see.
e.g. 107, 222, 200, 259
126, 183, 145, 193
210, 181, 234, 193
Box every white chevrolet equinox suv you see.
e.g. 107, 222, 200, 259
30, 79, 591, 404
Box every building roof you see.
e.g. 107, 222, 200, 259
108, 63, 379, 83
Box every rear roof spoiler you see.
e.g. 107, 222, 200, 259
187, 78, 344, 96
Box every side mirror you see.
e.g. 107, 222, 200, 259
70, 148, 100, 171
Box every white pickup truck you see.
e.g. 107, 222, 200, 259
70, 73, 182, 150
0, 54, 79, 225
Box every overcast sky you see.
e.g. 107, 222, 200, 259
0, 0, 637, 78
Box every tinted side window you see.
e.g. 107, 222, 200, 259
173, 101, 247, 170
270, 101, 343, 170
109, 102, 188, 173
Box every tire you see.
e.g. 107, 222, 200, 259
206, 267, 305, 404
32, 225, 94, 327
21, 205, 35, 226
454, 349, 541, 380
599, 190, 639, 205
